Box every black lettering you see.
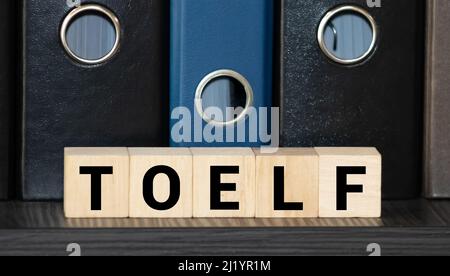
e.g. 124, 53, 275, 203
336, 166, 365, 210
79, 166, 113, 211
274, 167, 303, 210
143, 166, 181, 211
210, 166, 240, 210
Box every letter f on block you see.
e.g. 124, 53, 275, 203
336, 167, 365, 211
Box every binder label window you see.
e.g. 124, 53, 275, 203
60, 4, 121, 64
318, 6, 378, 65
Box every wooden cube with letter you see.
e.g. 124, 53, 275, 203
191, 148, 256, 218
254, 148, 319, 218
64, 148, 130, 218
129, 148, 193, 218
315, 147, 382, 218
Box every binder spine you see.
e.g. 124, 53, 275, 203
169, 0, 274, 147
280, 0, 424, 199
424, 0, 450, 198
21, 0, 168, 200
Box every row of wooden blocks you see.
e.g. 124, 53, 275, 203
64, 147, 382, 218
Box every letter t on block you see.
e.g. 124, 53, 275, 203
315, 148, 382, 218
64, 148, 130, 218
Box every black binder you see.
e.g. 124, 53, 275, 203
20, 0, 169, 200
0, 0, 16, 199
278, 0, 425, 199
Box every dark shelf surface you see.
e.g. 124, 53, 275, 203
0, 200, 449, 255
0, 199, 446, 228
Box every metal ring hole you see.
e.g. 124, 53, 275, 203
61, 4, 120, 64
195, 70, 254, 126
318, 6, 377, 65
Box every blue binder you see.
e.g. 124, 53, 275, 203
170, 0, 274, 147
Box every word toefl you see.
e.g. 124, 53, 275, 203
64, 147, 381, 218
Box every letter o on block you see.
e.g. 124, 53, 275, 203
129, 148, 193, 218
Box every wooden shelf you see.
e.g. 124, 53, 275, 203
0, 200, 449, 255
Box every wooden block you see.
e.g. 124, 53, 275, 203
129, 148, 193, 218
315, 148, 382, 218
64, 148, 129, 218
254, 148, 319, 218
191, 148, 255, 218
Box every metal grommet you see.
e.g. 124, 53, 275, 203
318, 5, 378, 65
60, 4, 121, 65
195, 69, 254, 126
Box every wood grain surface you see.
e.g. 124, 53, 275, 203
0, 228, 449, 256
0, 200, 449, 255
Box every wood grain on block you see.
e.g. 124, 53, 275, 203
129, 148, 193, 218
254, 148, 319, 218
315, 148, 382, 218
64, 148, 130, 218
191, 148, 256, 218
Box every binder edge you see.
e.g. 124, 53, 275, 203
423, 0, 450, 198
18, 0, 28, 200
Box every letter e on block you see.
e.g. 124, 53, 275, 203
315, 148, 382, 218
64, 148, 130, 218
191, 148, 256, 218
